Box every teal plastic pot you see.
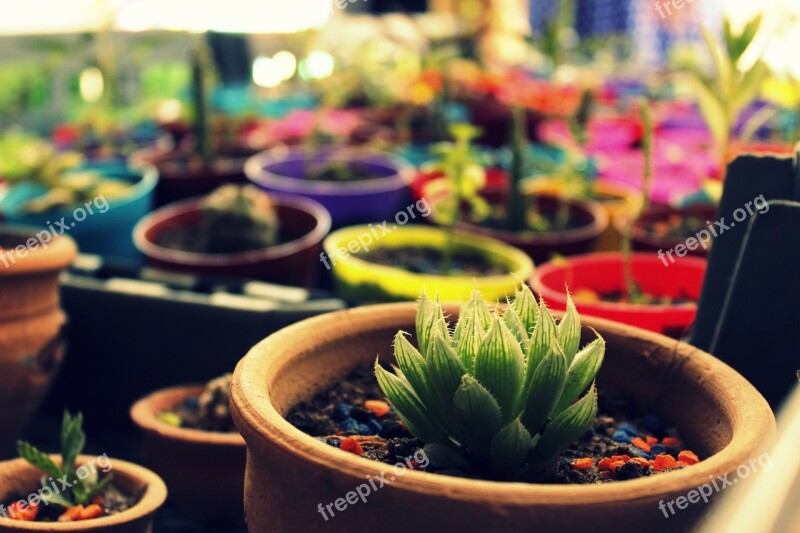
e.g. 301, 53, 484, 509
0, 162, 158, 261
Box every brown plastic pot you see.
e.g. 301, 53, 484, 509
230, 304, 775, 532
130, 386, 246, 525
0, 455, 166, 532
133, 195, 331, 287
615, 204, 718, 258
459, 193, 609, 265
0, 227, 76, 457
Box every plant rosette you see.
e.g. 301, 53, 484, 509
0, 456, 166, 532
530, 252, 706, 338
245, 147, 413, 228
0, 163, 157, 261
0, 227, 76, 456
614, 204, 719, 258
130, 384, 246, 525
322, 225, 532, 303
230, 302, 774, 532
134, 192, 331, 287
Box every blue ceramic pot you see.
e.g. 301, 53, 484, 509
0, 162, 158, 261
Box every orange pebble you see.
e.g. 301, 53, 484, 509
78, 504, 103, 521
631, 437, 651, 454
610, 454, 631, 463
652, 454, 677, 471
6, 502, 38, 521
662, 437, 681, 446
632, 457, 650, 468
597, 457, 612, 471
646, 436, 658, 445
91, 495, 104, 506
610, 460, 626, 472
571, 458, 593, 470
364, 400, 391, 417
60, 505, 85, 522
678, 450, 700, 465
339, 437, 364, 456
574, 288, 600, 302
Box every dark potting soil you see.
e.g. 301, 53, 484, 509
154, 221, 307, 255
357, 247, 506, 277
286, 364, 696, 485
160, 375, 237, 433
302, 161, 377, 182
641, 213, 711, 243
480, 206, 588, 234
6, 483, 141, 522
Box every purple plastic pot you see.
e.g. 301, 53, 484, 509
133, 195, 331, 287
245, 147, 412, 227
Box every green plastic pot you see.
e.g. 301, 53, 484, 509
323, 225, 533, 302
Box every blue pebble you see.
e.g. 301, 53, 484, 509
617, 423, 640, 437
332, 403, 353, 421
183, 397, 200, 410
367, 419, 383, 434
358, 424, 373, 435
332, 440, 341, 448
583, 427, 596, 439
631, 447, 652, 459
650, 444, 667, 455
642, 414, 665, 434
612, 430, 632, 443
339, 417, 359, 432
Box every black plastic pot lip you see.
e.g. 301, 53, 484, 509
244, 146, 413, 195
133, 194, 331, 267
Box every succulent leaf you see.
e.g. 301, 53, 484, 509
530, 385, 598, 469
474, 316, 524, 421
512, 285, 538, 333
375, 361, 446, 444
427, 331, 468, 412
553, 333, 605, 415
556, 293, 581, 365
520, 335, 567, 435
423, 443, 472, 470
504, 304, 530, 353
452, 375, 502, 459
490, 418, 532, 479
525, 299, 557, 391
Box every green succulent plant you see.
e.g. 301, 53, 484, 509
199, 184, 280, 254
375, 286, 604, 480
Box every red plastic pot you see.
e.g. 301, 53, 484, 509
133, 195, 331, 287
530, 252, 706, 338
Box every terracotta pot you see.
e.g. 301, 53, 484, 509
0, 228, 77, 457
458, 193, 609, 265
130, 386, 245, 525
230, 304, 774, 532
133, 195, 331, 287
530, 252, 706, 338
0, 455, 166, 532
616, 204, 718, 258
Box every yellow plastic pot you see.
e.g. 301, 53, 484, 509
323, 225, 533, 302
524, 179, 642, 251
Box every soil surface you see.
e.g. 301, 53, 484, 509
286, 364, 697, 484
303, 161, 377, 182
160, 375, 237, 433
155, 221, 306, 255
480, 205, 588, 234
640, 213, 711, 243
6, 483, 141, 522
359, 247, 506, 277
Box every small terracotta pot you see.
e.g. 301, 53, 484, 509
130, 386, 246, 525
133, 195, 331, 287
0, 228, 77, 457
458, 193, 609, 265
230, 304, 774, 532
0, 455, 166, 532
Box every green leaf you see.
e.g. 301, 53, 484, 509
419, 298, 450, 356
524, 299, 557, 392
739, 15, 762, 55
730, 61, 769, 116
84, 474, 113, 502
60, 411, 85, 474
700, 24, 731, 93
375, 361, 446, 445
512, 285, 538, 333
473, 316, 525, 421
392, 332, 450, 427
723, 18, 738, 60
504, 304, 530, 353
423, 443, 471, 470
455, 313, 486, 373
490, 418, 532, 480
17, 441, 63, 479
520, 335, 567, 435
416, 290, 433, 352
427, 331, 468, 412
556, 293, 581, 364
531, 385, 598, 469
452, 375, 502, 459
692, 76, 729, 148
553, 333, 605, 415
454, 289, 491, 345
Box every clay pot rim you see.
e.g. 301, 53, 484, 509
130, 385, 245, 447
132, 194, 331, 267
0, 455, 166, 531
530, 252, 706, 312
0, 226, 77, 277
231, 303, 774, 504
244, 147, 413, 195
459, 193, 610, 246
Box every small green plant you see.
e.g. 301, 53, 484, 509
428, 124, 491, 273
682, 15, 769, 173
375, 286, 604, 480
199, 184, 280, 254
16, 412, 112, 509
